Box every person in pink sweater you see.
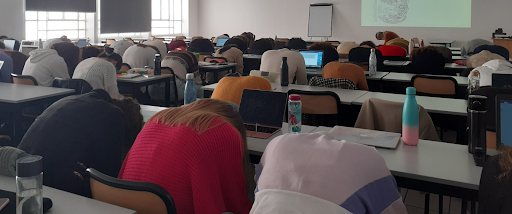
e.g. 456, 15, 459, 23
119, 99, 253, 214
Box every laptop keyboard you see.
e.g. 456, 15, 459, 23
245, 124, 279, 134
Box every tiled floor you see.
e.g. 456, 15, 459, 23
402, 189, 471, 214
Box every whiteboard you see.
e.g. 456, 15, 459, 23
308, 4, 333, 37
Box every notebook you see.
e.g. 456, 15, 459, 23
239, 89, 288, 139
300, 50, 324, 71
328, 126, 402, 149
497, 94, 512, 147
492, 73, 512, 88
216, 38, 229, 47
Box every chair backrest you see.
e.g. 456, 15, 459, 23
411, 74, 458, 98
52, 78, 93, 95
106, 39, 116, 45
11, 74, 37, 86
120, 63, 131, 72
286, 89, 343, 127
309, 76, 358, 90
1, 50, 29, 75
86, 168, 177, 214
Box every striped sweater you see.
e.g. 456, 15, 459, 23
252, 133, 407, 214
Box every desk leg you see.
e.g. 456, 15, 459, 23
165, 80, 170, 107
439, 195, 443, 214
424, 194, 430, 214
12, 108, 23, 145
214, 71, 219, 83
461, 200, 467, 214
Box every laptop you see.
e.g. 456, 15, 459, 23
2, 40, 16, 51
497, 94, 512, 147
239, 89, 288, 139
300, 50, 324, 72
0, 61, 4, 70
216, 38, 229, 47
492, 73, 512, 88
76, 39, 87, 48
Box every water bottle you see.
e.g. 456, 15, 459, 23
409, 39, 415, 55
402, 87, 419, 146
184, 73, 197, 105
154, 54, 161, 75
420, 39, 425, 48
86, 37, 90, 45
369, 49, 377, 76
467, 95, 487, 166
468, 70, 480, 94
281, 57, 289, 86
288, 94, 302, 133
16, 156, 43, 214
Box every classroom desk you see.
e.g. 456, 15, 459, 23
305, 69, 389, 82
449, 47, 461, 51
199, 62, 237, 83
430, 40, 455, 47
0, 83, 75, 143
117, 74, 172, 107
247, 123, 318, 156
0, 175, 135, 214
383, 60, 407, 67
452, 51, 462, 56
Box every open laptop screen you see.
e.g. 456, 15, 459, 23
300, 50, 323, 68
77, 40, 87, 48
3, 40, 16, 51
216, 38, 229, 47
492, 73, 512, 88
498, 95, 512, 146
239, 89, 288, 128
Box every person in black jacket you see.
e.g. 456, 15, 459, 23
17, 89, 143, 197
479, 149, 512, 214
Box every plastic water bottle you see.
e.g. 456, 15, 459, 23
184, 73, 196, 105
288, 94, 302, 133
369, 49, 377, 76
16, 156, 43, 214
402, 87, 419, 146
154, 54, 161, 75
281, 57, 289, 86
420, 39, 425, 48
86, 37, 90, 45
409, 39, 415, 55
468, 70, 480, 94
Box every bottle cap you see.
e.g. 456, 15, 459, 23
16, 156, 42, 177
282, 57, 287, 61
371, 48, 375, 52
186, 73, 194, 79
289, 94, 300, 101
155, 54, 160, 57
406, 87, 416, 95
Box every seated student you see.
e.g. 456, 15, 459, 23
53, 42, 80, 77
406, 46, 446, 75
248, 39, 273, 55
149, 50, 203, 101
143, 40, 168, 57
377, 45, 407, 59
168, 40, 187, 51
436, 46, 453, 63
241, 32, 256, 46
119, 99, 253, 214
1, 49, 29, 75
42, 36, 71, 49
213, 34, 229, 44
187, 38, 215, 53
22, 44, 69, 86
261, 38, 276, 49
73, 55, 123, 99
260, 48, 307, 85
214, 40, 244, 73
285, 38, 307, 50
337, 42, 359, 58
461, 39, 494, 56
252, 133, 407, 214
17, 90, 143, 197
0, 50, 14, 83
122, 44, 159, 69
109, 40, 133, 57
360, 40, 377, 49
80, 46, 102, 60
323, 62, 369, 90
467, 50, 505, 69
472, 59, 512, 87
97, 46, 123, 72
376, 31, 400, 44
479, 147, 512, 213
225, 37, 248, 53
308, 42, 339, 67
474, 45, 510, 60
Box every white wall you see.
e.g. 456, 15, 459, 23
196, 0, 511, 47
0, 0, 25, 40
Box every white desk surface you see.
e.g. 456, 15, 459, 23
364, 71, 390, 81
382, 72, 468, 86
141, 105, 169, 122
452, 56, 465, 60
243, 54, 262, 59
306, 126, 481, 190
430, 40, 455, 44
352, 92, 467, 116
0, 175, 135, 214
117, 74, 173, 84
449, 47, 461, 51
248, 123, 317, 155
198, 62, 237, 69
0, 83, 75, 104
384, 61, 407, 66
452, 51, 462, 56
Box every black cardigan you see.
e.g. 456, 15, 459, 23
18, 89, 125, 197
479, 155, 512, 214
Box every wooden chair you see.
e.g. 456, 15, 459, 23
411, 74, 458, 98
286, 90, 344, 127
106, 39, 116, 45
11, 73, 37, 86
120, 63, 132, 72
86, 168, 177, 214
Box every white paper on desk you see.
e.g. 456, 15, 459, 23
328, 126, 401, 149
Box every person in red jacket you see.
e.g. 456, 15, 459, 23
119, 99, 253, 214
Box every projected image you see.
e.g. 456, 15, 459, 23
374, 0, 409, 24
362, 0, 471, 28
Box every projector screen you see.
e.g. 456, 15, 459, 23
361, 0, 471, 28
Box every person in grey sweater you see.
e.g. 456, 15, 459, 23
461, 38, 494, 56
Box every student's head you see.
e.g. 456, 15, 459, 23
168, 40, 187, 51
260, 38, 276, 49
375, 32, 385, 40
224, 37, 247, 52
223, 34, 230, 37
98, 46, 123, 71
360, 41, 377, 49
241, 32, 255, 44
0, 41, 4, 50
410, 46, 446, 73
52, 42, 80, 75
308, 42, 339, 66
248, 39, 273, 55
285, 38, 307, 50
111, 97, 143, 158
43, 35, 71, 49
80, 46, 102, 60
233, 35, 251, 50
187, 38, 215, 53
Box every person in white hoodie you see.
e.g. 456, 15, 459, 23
143, 40, 168, 57
472, 59, 512, 87
109, 40, 133, 57
122, 44, 159, 69
72, 57, 123, 99
22, 48, 69, 87
42, 36, 71, 49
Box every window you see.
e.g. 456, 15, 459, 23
25, 11, 88, 40
151, 0, 182, 36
